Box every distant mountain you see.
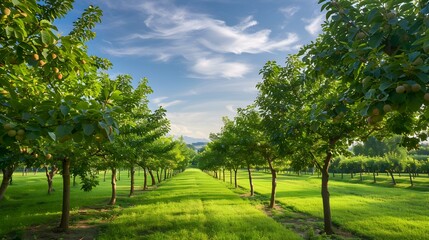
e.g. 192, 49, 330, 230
174, 135, 209, 144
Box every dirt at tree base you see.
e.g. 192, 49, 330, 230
239, 192, 365, 240
18, 207, 115, 240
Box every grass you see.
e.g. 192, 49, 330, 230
227, 170, 429, 240
97, 168, 301, 240
0, 168, 301, 240
0, 168, 145, 237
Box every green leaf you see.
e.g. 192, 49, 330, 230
60, 105, 70, 116
48, 132, 56, 141
379, 81, 393, 91
55, 125, 74, 138
83, 124, 95, 136
5, 26, 13, 38
76, 101, 90, 111
41, 30, 52, 45
110, 90, 122, 101
368, 32, 384, 48
408, 52, 420, 62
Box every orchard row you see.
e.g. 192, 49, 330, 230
0, 0, 195, 232
197, 0, 429, 236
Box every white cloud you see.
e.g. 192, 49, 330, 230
226, 104, 235, 113
280, 6, 300, 17
159, 100, 183, 108
102, 0, 300, 78
152, 96, 168, 104
191, 57, 251, 78
303, 14, 324, 36
167, 111, 221, 139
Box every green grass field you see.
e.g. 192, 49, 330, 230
0, 168, 141, 237
227, 170, 429, 240
0, 168, 301, 240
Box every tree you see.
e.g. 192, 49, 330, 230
256, 56, 371, 234
0, 1, 120, 231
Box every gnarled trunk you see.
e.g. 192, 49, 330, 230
58, 158, 71, 231
45, 165, 58, 195
148, 169, 156, 186
0, 166, 15, 201
388, 170, 396, 185
109, 168, 117, 205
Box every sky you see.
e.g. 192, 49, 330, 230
57, 0, 324, 141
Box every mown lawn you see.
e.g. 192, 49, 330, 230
0, 168, 142, 237
0, 168, 301, 240
230, 170, 429, 240
97, 168, 301, 240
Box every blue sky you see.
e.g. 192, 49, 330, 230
58, 0, 324, 141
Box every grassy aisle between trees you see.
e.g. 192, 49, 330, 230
231, 170, 429, 240
0, 169, 145, 237
97, 168, 301, 240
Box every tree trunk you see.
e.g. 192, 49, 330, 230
73, 174, 76, 187
109, 168, 117, 205
321, 152, 334, 235
267, 160, 277, 208
129, 166, 135, 197
247, 164, 254, 196
409, 171, 413, 187
234, 169, 238, 188
143, 167, 148, 190
156, 170, 161, 183
222, 169, 225, 182
45, 166, 56, 195
149, 169, 156, 186
373, 171, 376, 183
229, 169, 232, 184
103, 170, 106, 182
164, 168, 167, 180
118, 168, 121, 181
0, 166, 15, 201
58, 158, 71, 231
388, 170, 396, 185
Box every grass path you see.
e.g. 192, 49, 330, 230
97, 168, 301, 240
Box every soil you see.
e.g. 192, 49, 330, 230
19, 206, 116, 240
239, 192, 365, 240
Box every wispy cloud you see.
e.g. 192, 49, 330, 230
191, 57, 250, 78
226, 104, 235, 113
152, 96, 168, 104
280, 6, 300, 18
160, 100, 183, 108
167, 111, 220, 139
303, 14, 324, 36
102, 0, 300, 78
